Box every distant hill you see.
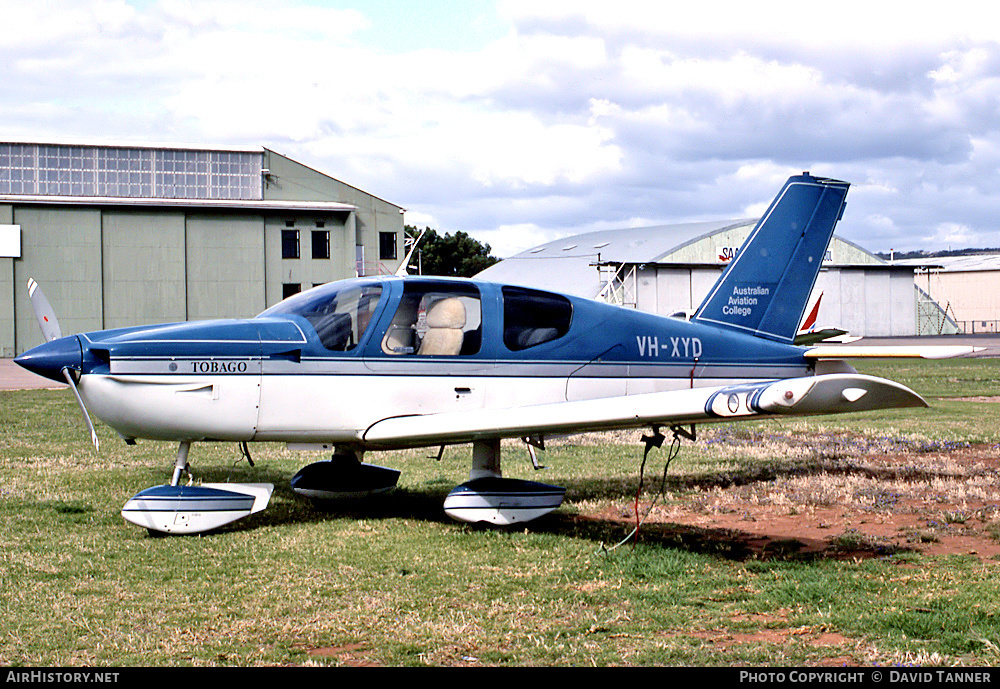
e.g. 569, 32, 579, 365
876, 248, 1000, 261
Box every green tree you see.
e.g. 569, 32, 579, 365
403, 225, 499, 277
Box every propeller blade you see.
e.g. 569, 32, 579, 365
61, 368, 100, 452
24, 280, 98, 451
27, 278, 62, 342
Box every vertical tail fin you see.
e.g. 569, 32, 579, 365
800, 291, 823, 333
692, 173, 849, 343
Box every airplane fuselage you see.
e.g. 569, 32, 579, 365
18, 276, 812, 449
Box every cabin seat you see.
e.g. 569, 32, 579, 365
418, 298, 466, 355
382, 299, 419, 354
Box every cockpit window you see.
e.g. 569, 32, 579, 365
259, 283, 383, 352
502, 286, 572, 351
381, 282, 482, 356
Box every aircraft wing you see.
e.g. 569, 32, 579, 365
361, 373, 926, 449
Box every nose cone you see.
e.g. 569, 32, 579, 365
14, 336, 83, 383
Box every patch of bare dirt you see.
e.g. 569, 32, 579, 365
652, 608, 856, 662
305, 643, 378, 667
687, 626, 851, 651
574, 432, 1000, 563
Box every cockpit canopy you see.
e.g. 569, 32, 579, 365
259, 282, 383, 352
258, 278, 574, 356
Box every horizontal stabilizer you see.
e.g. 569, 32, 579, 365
804, 345, 982, 360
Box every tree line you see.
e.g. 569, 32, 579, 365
402, 225, 499, 277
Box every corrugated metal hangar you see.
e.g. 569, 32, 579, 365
478, 221, 956, 338
895, 254, 1000, 334
0, 140, 404, 356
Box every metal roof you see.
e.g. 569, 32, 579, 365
892, 254, 1000, 273
0, 194, 356, 213
0, 136, 263, 153
477, 219, 894, 298
516, 219, 756, 263
476, 220, 756, 297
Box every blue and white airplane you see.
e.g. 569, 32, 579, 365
14, 173, 973, 534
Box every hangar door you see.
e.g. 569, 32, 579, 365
185, 214, 265, 320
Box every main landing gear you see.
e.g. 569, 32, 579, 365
290, 439, 566, 526
290, 448, 401, 500
442, 439, 567, 525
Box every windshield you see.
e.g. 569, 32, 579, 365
259, 283, 383, 352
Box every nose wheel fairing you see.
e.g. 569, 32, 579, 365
121, 482, 273, 535
121, 441, 273, 535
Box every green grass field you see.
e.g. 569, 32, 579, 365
2, 358, 999, 666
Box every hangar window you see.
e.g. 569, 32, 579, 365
282, 283, 301, 299
282, 229, 300, 259
0, 143, 262, 199
262, 283, 384, 352
381, 282, 481, 356
502, 286, 572, 351
312, 230, 330, 259
379, 232, 397, 260
156, 149, 208, 198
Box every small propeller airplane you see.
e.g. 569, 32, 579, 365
793, 292, 857, 346
14, 173, 977, 535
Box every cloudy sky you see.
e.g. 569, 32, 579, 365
3, 0, 1000, 257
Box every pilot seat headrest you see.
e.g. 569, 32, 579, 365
425, 298, 466, 329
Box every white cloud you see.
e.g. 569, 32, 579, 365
473, 223, 568, 258
402, 210, 437, 231
500, 0, 1000, 49
3, 0, 1000, 256
923, 222, 980, 247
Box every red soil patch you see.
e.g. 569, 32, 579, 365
306, 643, 378, 666
578, 444, 1000, 562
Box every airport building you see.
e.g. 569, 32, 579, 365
478, 221, 957, 338
0, 140, 405, 356
894, 254, 1000, 334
